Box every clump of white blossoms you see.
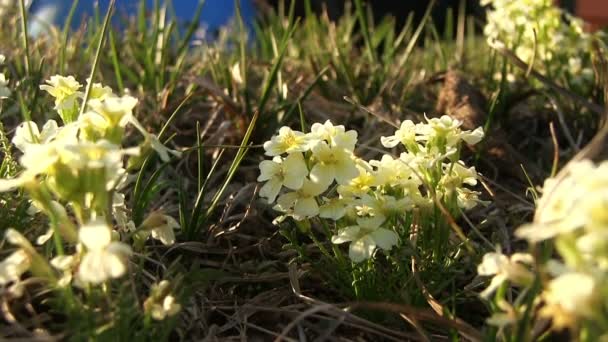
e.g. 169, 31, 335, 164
0, 75, 181, 299
478, 160, 608, 338
482, 0, 594, 84
259, 116, 485, 263
143, 280, 182, 321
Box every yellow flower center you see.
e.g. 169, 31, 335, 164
282, 133, 298, 148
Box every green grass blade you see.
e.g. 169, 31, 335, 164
79, 0, 116, 117
354, 0, 377, 64
59, 0, 80, 74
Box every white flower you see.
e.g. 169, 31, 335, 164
0, 144, 61, 192
370, 154, 417, 188
59, 140, 137, 188
144, 280, 181, 320
416, 115, 476, 147
540, 272, 598, 328
141, 211, 180, 246
0, 229, 38, 297
310, 120, 357, 151
516, 160, 602, 243
456, 188, 483, 210
5, 228, 36, 254
258, 153, 308, 203
149, 135, 179, 162
263, 126, 310, 156
39, 75, 83, 111
309, 141, 358, 186
319, 197, 348, 220
12, 120, 59, 153
86, 79, 114, 101
0, 250, 31, 287
274, 179, 327, 220
380, 120, 417, 148
337, 162, 375, 199
331, 218, 398, 262
88, 95, 138, 128
150, 296, 181, 320
128, 116, 181, 162
460, 127, 484, 145
77, 219, 132, 284
230, 62, 243, 84
50, 255, 76, 287
0, 72, 10, 99
477, 251, 534, 298
79, 111, 111, 141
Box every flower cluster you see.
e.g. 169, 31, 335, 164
0, 75, 181, 307
259, 116, 485, 262
482, 0, 594, 84
143, 280, 181, 321
478, 160, 608, 337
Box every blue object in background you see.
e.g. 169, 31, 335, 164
28, 0, 256, 37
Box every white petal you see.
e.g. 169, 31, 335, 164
331, 226, 361, 244
0, 175, 31, 192
50, 255, 74, 270
480, 274, 507, 299
370, 228, 398, 250
275, 192, 299, 211
5, 229, 33, 251
309, 163, 333, 187
259, 179, 282, 203
79, 219, 112, 250
380, 136, 400, 148
78, 251, 107, 284
294, 197, 319, 218
36, 229, 54, 245
151, 226, 176, 245
319, 201, 346, 220
334, 160, 359, 185
258, 160, 280, 181
348, 235, 376, 263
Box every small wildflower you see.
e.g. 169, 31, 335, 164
12, 120, 59, 153
77, 219, 132, 284
540, 272, 598, 329
337, 162, 375, 199
331, 218, 398, 263
309, 141, 358, 186
0, 249, 31, 297
319, 197, 348, 220
50, 255, 76, 287
39, 75, 83, 122
310, 120, 357, 151
380, 120, 417, 148
144, 280, 181, 320
230, 62, 243, 84
140, 211, 180, 246
263, 126, 309, 156
477, 250, 534, 298
274, 179, 327, 220
88, 95, 138, 128
258, 153, 308, 203
87, 79, 114, 101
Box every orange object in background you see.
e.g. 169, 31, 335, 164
574, 0, 608, 31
